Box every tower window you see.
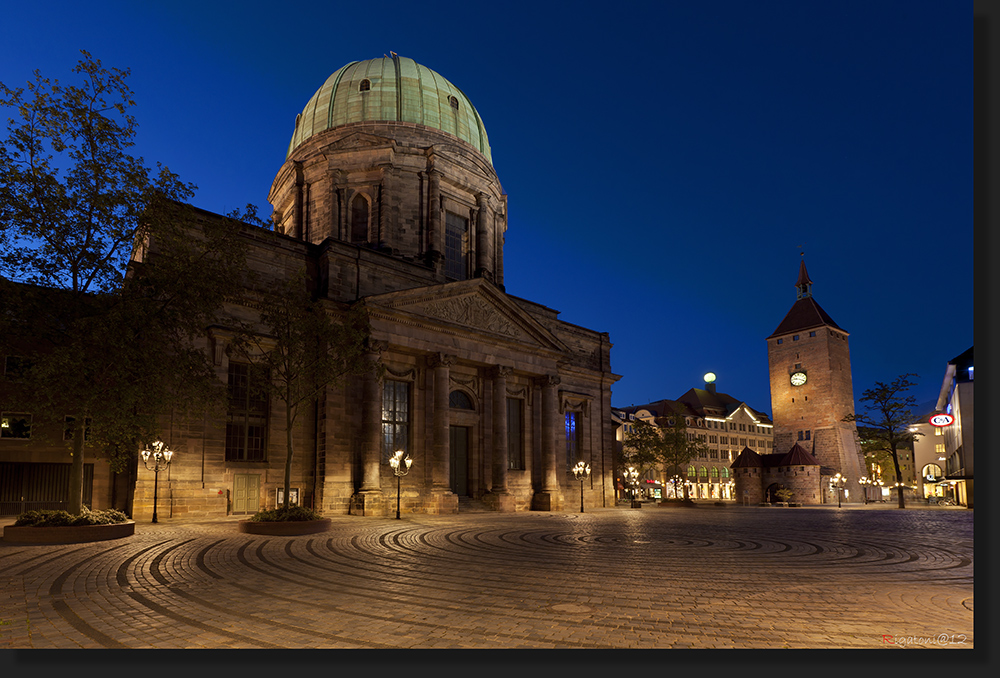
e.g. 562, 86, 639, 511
350, 193, 370, 243
793, 335, 799, 341
444, 211, 468, 280
360, 79, 371, 92
448, 95, 459, 110
777, 339, 783, 344
809, 331, 816, 337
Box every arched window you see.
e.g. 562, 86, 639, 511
699, 467, 708, 479
449, 390, 474, 410
448, 95, 459, 110
721, 467, 730, 479
359, 79, 371, 92
687, 465, 696, 478
350, 193, 369, 243
711, 467, 720, 478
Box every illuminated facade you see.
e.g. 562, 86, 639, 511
616, 378, 773, 501
764, 260, 866, 503
127, 56, 621, 519
933, 346, 973, 508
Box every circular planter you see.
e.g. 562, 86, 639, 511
3, 521, 135, 544
237, 518, 331, 536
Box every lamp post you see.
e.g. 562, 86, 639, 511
141, 441, 173, 524
388, 449, 413, 520
859, 476, 869, 505
832, 472, 846, 508
572, 461, 591, 513
626, 466, 641, 508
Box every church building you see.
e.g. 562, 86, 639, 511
127, 56, 621, 519
732, 259, 866, 504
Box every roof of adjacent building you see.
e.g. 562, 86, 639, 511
730, 443, 820, 469
617, 387, 772, 426
286, 55, 492, 163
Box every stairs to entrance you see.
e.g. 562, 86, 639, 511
458, 496, 491, 513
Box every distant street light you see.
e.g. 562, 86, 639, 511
626, 466, 641, 508
388, 449, 413, 520
572, 461, 591, 513
141, 441, 173, 524
859, 476, 870, 505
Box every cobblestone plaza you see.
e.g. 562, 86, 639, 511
0, 505, 973, 651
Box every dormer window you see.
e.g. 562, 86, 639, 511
360, 79, 371, 92
448, 95, 459, 110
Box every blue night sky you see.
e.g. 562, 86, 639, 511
1, 1, 972, 418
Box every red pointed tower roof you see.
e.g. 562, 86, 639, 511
767, 259, 846, 339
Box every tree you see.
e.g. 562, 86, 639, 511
0, 52, 249, 514
655, 407, 707, 500
844, 374, 921, 509
621, 419, 665, 501
228, 271, 376, 511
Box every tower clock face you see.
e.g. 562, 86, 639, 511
790, 371, 807, 386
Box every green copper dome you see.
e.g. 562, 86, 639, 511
287, 56, 492, 163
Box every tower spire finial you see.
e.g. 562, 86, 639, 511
795, 254, 813, 300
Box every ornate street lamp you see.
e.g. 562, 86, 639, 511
141, 441, 173, 524
859, 476, 870, 505
388, 449, 413, 520
572, 461, 591, 513
626, 466, 641, 508
832, 472, 846, 508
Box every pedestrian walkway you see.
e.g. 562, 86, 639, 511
0, 505, 973, 650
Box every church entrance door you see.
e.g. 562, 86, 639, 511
449, 426, 469, 496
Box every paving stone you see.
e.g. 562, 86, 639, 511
0, 506, 974, 650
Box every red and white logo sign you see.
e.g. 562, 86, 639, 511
929, 414, 955, 427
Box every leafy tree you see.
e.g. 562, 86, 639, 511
621, 419, 665, 501
844, 374, 921, 509
655, 407, 707, 500
228, 271, 376, 511
0, 52, 249, 514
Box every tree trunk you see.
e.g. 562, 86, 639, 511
68, 419, 85, 514
284, 402, 294, 510
891, 448, 906, 509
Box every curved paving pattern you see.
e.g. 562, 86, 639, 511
0, 507, 973, 649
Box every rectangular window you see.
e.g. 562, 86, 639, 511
444, 211, 468, 280
382, 380, 410, 462
804, 430, 811, 440
63, 416, 92, 442
507, 398, 524, 470
565, 411, 580, 470
709, 449, 719, 459
809, 331, 816, 337
3, 356, 32, 379
1, 413, 31, 439
226, 362, 269, 462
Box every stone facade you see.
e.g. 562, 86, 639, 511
130, 57, 620, 519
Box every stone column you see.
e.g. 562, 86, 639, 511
491, 366, 511, 492
475, 192, 493, 281
484, 365, 516, 512
351, 340, 387, 516
429, 352, 456, 492
532, 374, 561, 511
426, 167, 442, 271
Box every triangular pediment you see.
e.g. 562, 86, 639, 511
362, 279, 567, 352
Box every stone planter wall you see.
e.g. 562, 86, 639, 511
237, 518, 331, 536
3, 521, 135, 544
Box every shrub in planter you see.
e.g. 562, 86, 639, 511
14, 507, 129, 527
249, 505, 322, 522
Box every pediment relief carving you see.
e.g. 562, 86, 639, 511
413, 294, 523, 340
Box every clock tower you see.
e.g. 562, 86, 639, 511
766, 259, 866, 502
